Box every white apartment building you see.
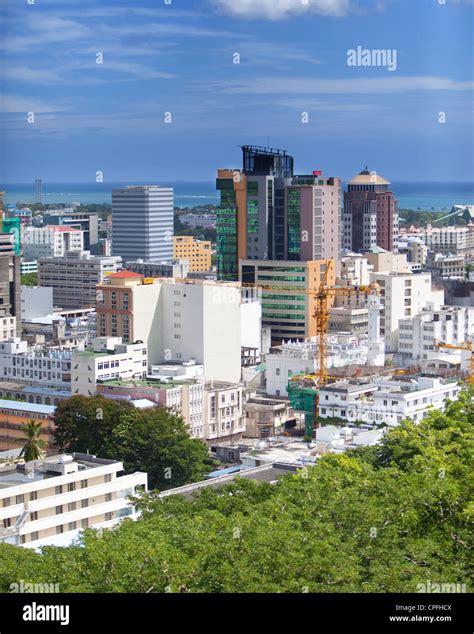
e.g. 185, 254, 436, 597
266, 334, 369, 397
38, 251, 122, 310
0, 453, 147, 548
71, 337, 148, 396
0, 338, 72, 391
318, 376, 461, 427
0, 316, 16, 343
398, 304, 474, 362
22, 226, 83, 260
97, 273, 260, 383
370, 271, 444, 352
203, 381, 244, 444
339, 252, 372, 286
429, 253, 466, 279
420, 224, 474, 255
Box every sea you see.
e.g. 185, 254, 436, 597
2, 181, 473, 211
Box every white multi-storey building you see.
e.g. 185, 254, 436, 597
180, 213, 216, 228
370, 271, 444, 352
112, 185, 174, 262
398, 304, 474, 362
318, 376, 461, 427
429, 253, 466, 279
203, 381, 244, 444
266, 334, 369, 397
421, 224, 474, 255
0, 338, 71, 391
0, 453, 147, 548
71, 337, 148, 396
38, 251, 122, 310
22, 226, 84, 260
97, 273, 260, 382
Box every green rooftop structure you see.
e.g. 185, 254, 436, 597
287, 379, 318, 440
0, 218, 20, 255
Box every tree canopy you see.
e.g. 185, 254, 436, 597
53, 395, 210, 490
0, 387, 472, 593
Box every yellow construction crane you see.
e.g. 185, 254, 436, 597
242, 260, 381, 437
434, 341, 474, 383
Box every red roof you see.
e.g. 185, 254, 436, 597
107, 270, 143, 279
49, 225, 80, 233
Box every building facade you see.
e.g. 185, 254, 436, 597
343, 168, 399, 253
0, 398, 55, 452
38, 251, 122, 309
22, 225, 84, 260
173, 236, 212, 272
0, 453, 147, 548
112, 186, 174, 263
0, 232, 21, 341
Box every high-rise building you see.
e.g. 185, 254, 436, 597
286, 173, 342, 263
112, 186, 174, 263
343, 168, 399, 253
0, 232, 21, 341
216, 146, 294, 280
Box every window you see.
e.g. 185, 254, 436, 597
31, 531, 39, 542
105, 492, 113, 502
55, 505, 63, 515
276, 368, 280, 376
2, 497, 11, 508
29, 491, 37, 502
15, 494, 24, 504
81, 499, 89, 508
104, 473, 112, 483
68, 502, 77, 512
31, 511, 38, 521
81, 518, 89, 529
68, 521, 77, 531
81, 479, 88, 489
68, 482, 76, 492
56, 525, 64, 535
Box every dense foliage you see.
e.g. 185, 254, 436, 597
53, 395, 210, 490
0, 388, 472, 593
20, 272, 38, 287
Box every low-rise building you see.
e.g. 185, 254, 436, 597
125, 258, 189, 279
0, 339, 72, 391
0, 453, 147, 548
398, 304, 474, 363
243, 396, 297, 438
429, 253, 466, 279
0, 399, 55, 452
71, 337, 148, 397
22, 225, 84, 260
266, 334, 369, 397
318, 376, 460, 427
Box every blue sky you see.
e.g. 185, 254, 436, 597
1, 0, 473, 183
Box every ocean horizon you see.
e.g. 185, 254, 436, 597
2, 181, 473, 212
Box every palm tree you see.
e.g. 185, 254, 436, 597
19, 421, 47, 462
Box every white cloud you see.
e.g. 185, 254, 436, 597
0, 95, 66, 114
212, 0, 352, 20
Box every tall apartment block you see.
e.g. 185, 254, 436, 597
216, 146, 294, 280
112, 186, 174, 263
0, 232, 21, 341
342, 168, 399, 253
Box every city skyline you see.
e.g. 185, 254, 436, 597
1, 0, 473, 183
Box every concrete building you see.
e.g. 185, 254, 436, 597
22, 226, 83, 260
286, 173, 342, 264
125, 258, 189, 279
71, 337, 148, 396
0, 399, 55, 453
180, 213, 216, 228
339, 252, 372, 286
21, 286, 54, 321
365, 250, 410, 273
239, 259, 335, 344
343, 168, 399, 253
398, 238, 428, 269
0, 232, 21, 341
398, 303, 474, 363
173, 236, 212, 272
429, 253, 466, 280
0, 339, 72, 391
97, 273, 256, 382
38, 251, 122, 309
112, 186, 174, 263
266, 334, 370, 397
243, 396, 295, 438
318, 376, 461, 427
420, 224, 474, 255
41, 212, 99, 251
0, 453, 147, 548
370, 271, 444, 352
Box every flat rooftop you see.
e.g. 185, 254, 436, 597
0, 399, 55, 415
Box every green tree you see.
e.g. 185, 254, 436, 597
20, 272, 38, 286
19, 421, 47, 461
53, 395, 209, 490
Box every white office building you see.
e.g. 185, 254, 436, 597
318, 376, 461, 427
71, 337, 148, 396
0, 453, 147, 548
112, 186, 174, 262
398, 304, 474, 363
22, 226, 84, 260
